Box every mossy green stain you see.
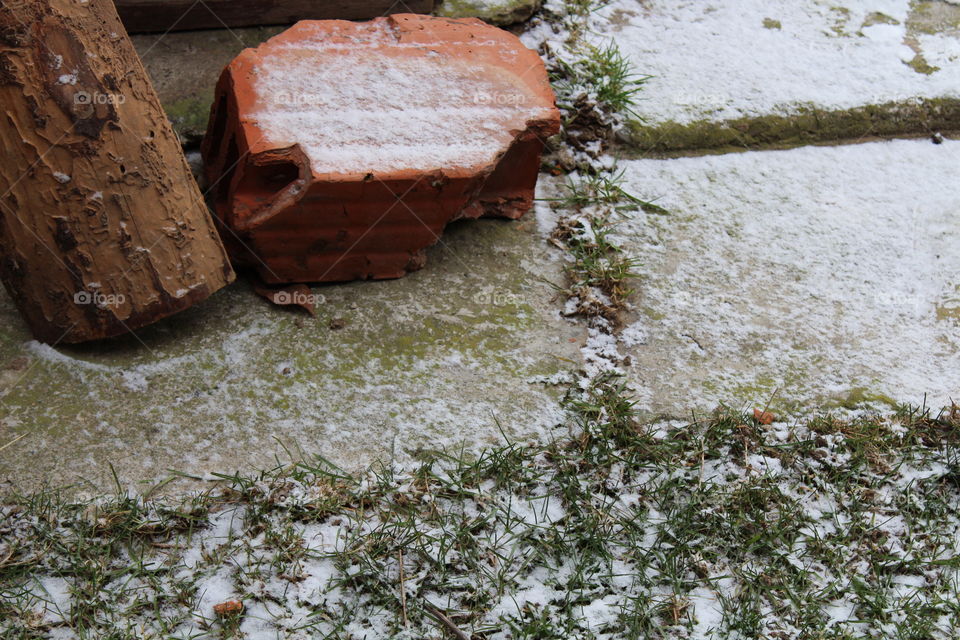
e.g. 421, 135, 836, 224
163, 93, 214, 142
833, 387, 899, 410
906, 52, 941, 75
435, 0, 542, 25
861, 12, 900, 28
935, 302, 960, 321
829, 6, 852, 36
907, 0, 960, 35
623, 97, 960, 154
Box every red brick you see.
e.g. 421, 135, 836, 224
202, 14, 559, 284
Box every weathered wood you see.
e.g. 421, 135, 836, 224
115, 0, 438, 33
0, 0, 235, 343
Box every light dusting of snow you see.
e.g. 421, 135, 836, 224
581, 0, 960, 125
613, 139, 960, 411
120, 370, 148, 393
249, 20, 554, 175
33, 576, 72, 625
194, 566, 238, 620
13, 255, 573, 490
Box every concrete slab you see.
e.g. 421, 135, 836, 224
0, 219, 580, 496
573, 0, 960, 150
132, 27, 283, 143
608, 138, 960, 415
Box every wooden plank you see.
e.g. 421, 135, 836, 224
115, 0, 438, 33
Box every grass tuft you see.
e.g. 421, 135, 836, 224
547, 168, 659, 325
535, 0, 650, 158
1, 388, 959, 638
552, 42, 651, 120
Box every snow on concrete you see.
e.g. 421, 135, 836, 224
613, 137, 960, 413
551, 0, 960, 124
0, 221, 579, 495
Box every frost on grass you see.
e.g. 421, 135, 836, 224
538, 159, 665, 382
518, 0, 658, 348
520, 0, 649, 162
2, 384, 958, 639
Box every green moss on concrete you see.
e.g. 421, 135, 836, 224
862, 11, 900, 27
762, 18, 782, 30
899, 2, 960, 75
936, 302, 960, 321
833, 387, 900, 410
690, 380, 899, 416
133, 26, 284, 146
435, 0, 543, 25
0, 218, 581, 493
906, 52, 941, 74
289, 298, 545, 382
163, 93, 214, 144
829, 6, 852, 36
623, 97, 960, 154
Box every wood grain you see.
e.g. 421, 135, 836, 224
0, 0, 234, 342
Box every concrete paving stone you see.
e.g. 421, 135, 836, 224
436, 0, 544, 26
580, 0, 960, 150
608, 138, 960, 415
0, 219, 581, 496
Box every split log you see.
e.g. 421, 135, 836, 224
0, 0, 235, 344
115, 0, 438, 33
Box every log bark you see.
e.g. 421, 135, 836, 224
0, 0, 235, 344
115, 0, 438, 33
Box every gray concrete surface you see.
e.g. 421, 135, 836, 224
0, 219, 581, 495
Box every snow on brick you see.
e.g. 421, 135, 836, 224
202, 14, 560, 284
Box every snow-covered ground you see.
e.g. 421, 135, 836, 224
588, 0, 960, 124
3, 1, 960, 638
7, 1, 960, 493
607, 138, 960, 413
5, 405, 957, 639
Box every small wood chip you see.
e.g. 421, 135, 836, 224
213, 600, 244, 616
253, 281, 318, 316
753, 408, 775, 425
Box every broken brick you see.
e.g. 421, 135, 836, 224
201, 14, 560, 284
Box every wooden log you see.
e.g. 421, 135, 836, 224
0, 0, 235, 343
114, 0, 438, 33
